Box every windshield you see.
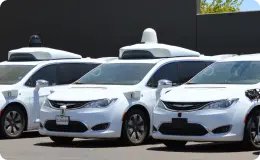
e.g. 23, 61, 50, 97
75, 63, 155, 85
0, 65, 35, 85
188, 61, 260, 85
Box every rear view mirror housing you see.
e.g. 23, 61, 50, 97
156, 79, 173, 101
35, 79, 49, 91
158, 79, 172, 89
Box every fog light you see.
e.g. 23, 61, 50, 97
91, 123, 110, 131
212, 125, 232, 134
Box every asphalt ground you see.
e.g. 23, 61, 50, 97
0, 132, 259, 160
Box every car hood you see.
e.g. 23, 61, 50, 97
161, 84, 255, 102
48, 84, 136, 101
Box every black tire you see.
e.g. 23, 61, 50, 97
0, 105, 26, 139
121, 109, 149, 145
162, 140, 187, 150
243, 109, 260, 150
50, 136, 74, 145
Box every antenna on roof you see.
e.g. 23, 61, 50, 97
141, 28, 158, 44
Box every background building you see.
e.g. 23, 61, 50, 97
0, 0, 259, 60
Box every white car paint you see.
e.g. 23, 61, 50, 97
152, 54, 260, 146
0, 47, 110, 135
39, 28, 226, 144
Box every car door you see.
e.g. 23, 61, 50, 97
26, 64, 59, 129
145, 62, 180, 108
27, 62, 100, 129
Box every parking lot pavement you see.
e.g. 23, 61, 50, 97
0, 132, 259, 160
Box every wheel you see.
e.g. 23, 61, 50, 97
0, 106, 26, 139
243, 109, 260, 150
50, 136, 74, 145
162, 140, 187, 150
121, 109, 149, 145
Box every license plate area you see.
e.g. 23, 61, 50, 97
56, 116, 70, 125
172, 118, 188, 128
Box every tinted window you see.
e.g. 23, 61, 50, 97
147, 62, 179, 88
204, 61, 214, 66
75, 63, 155, 85
177, 61, 213, 83
121, 50, 155, 59
188, 61, 260, 85
26, 64, 57, 87
0, 65, 35, 85
57, 63, 100, 85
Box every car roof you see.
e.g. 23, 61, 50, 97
107, 58, 163, 64
219, 54, 260, 62
0, 58, 107, 66
106, 55, 218, 64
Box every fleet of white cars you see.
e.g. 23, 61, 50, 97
152, 53, 260, 150
2, 28, 260, 152
0, 47, 113, 138
38, 28, 225, 145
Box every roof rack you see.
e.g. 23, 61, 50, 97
119, 28, 200, 59
8, 47, 82, 62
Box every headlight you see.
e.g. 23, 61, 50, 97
202, 98, 239, 110
155, 100, 166, 110
86, 98, 117, 108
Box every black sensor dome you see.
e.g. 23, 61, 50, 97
29, 35, 42, 47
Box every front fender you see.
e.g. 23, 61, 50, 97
0, 91, 29, 118
245, 101, 260, 117
244, 88, 260, 116
0, 93, 7, 111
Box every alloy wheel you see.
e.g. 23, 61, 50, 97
126, 114, 145, 143
4, 111, 23, 136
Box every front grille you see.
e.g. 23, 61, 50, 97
159, 122, 208, 136
162, 101, 210, 111
44, 120, 88, 133
49, 100, 89, 109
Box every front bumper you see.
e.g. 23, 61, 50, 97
152, 104, 245, 142
39, 103, 125, 138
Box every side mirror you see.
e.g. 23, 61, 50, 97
158, 79, 172, 89
36, 79, 49, 89
156, 79, 172, 101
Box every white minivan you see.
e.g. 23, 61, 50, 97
0, 47, 110, 138
153, 53, 260, 150
38, 28, 222, 145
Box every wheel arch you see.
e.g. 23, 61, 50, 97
122, 104, 151, 132
1, 102, 29, 131
242, 105, 260, 148
243, 105, 260, 139
244, 105, 260, 124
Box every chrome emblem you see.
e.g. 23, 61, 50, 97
57, 103, 75, 107
60, 105, 67, 116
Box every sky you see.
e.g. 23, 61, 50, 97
240, 0, 260, 11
